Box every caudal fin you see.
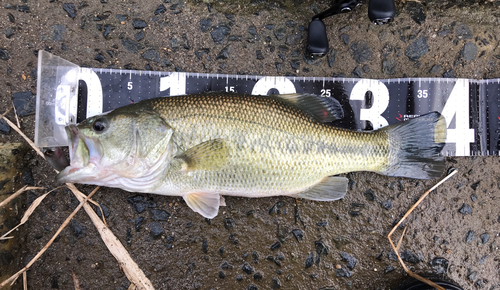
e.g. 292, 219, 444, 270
380, 112, 447, 179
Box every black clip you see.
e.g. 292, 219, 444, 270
306, 0, 395, 57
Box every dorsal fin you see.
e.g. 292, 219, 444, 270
271, 94, 344, 123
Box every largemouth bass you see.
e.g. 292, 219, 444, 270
56, 93, 447, 218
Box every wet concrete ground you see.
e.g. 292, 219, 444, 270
1, 0, 500, 289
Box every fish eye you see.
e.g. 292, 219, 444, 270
92, 118, 107, 132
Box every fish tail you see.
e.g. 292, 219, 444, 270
380, 112, 447, 179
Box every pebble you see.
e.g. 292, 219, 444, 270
459, 204, 472, 215
70, 219, 86, 238
202, 239, 208, 253
150, 209, 170, 221
135, 31, 145, 41
94, 203, 110, 218
382, 58, 397, 75
271, 277, 281, 289
468, 270, 477, 281
400, 249, 420, 264
270, 241, 281, 250
127, 195, 148, 213
455, 23, 473, 39
305, 253, 314, 269
290, 59, 300, 70
94, 53, 105, 63
406, 1, 426, 25
248, 285, 257, 290
339, 252, 357, 270
132, 19, 147, 29
142, 49, 160, 62
381, 199, 392, 210
470, 181, 480, 191
292, 229, 303, 242
341, 34, 349, 45
242, 263, 254, 274
154, 4, 166, 15
148, 222, 164, 239
21, 167, 34, 185
443, 69, 455, 78
466, 230, 475, 243
50, 24, 66, 41
274, 27, 286, 40
103, 24, 115, 39
253, 272, 262, 281
0, 119, 10, 134
256, 50, 264, 60
122, 38, 145, 53
327, 49, 337, 67
428, 257, 449, 274
5, 27, 14, 39
221, 261, 233, 269
404, 36, 428, 61
200, 19, 212, 33
211, 25, 231, 44
460, 42, 478, 62
214, 44, 230, 59
62, 3, 76, 19
350, 41, 373, 63
335, 265, 352, 277
480, 233, 489, 244
219, 271, 225, 279
135, 216, 144, 231
13, 91, 36, 117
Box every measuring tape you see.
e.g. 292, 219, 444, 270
35, 51, 500, 156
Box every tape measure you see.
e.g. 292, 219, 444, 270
35, 51, 500, 156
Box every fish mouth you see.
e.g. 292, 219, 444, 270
56, 125, 103, 183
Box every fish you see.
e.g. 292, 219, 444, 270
56, 93, 447, 218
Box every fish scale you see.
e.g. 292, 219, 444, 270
145, 94, 391, 196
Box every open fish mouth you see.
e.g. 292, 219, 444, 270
56, 125, 103, 183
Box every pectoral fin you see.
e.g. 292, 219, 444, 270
176, 139, 228, 172
293, 176, 348, 201
184, 192, 223, 219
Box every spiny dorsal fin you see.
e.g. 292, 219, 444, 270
272, 93, 344, 123
292, 176, 348, 201
176, 139, 228, 172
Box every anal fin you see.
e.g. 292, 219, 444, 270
293, 176, 348, 201
184, 192, 223, 219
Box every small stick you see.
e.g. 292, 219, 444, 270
0, 187, 63, 240
387, 169, 457, 290
67, 183, 154, 290
1, 116, 44, 159
11, 101, 20, 129
0, 186, 44, 209
72, 271, 81, 290
22, 272, 26, 290
0, 187, 98, 288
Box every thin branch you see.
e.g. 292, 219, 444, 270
387, 169, 457, 290
67, 183, 154, 290
0, 187, 98, 288
0, 186, 44, 209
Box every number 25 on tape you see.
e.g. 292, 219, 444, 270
349, 79, 474, 156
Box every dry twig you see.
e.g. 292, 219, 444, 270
0, 187, 99, 288
387, 169, 457, 290
67, 183, 154, 290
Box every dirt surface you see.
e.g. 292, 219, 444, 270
1, 0, 500, 289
